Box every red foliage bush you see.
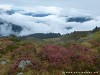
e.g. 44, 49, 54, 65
39, 45, 71, 66
89, 40, 100, 47
39, 44, 94, 68
67, 44, 94, 63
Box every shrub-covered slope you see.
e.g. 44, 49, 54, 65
0, 28, 100, 75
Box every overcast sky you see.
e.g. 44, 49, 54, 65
0, 0, 100, 16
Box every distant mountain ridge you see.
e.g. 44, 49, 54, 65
0, 18, 23, 36
67, 16, 93, 23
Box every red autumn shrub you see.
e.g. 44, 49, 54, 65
67, 44, 94, 63
40, 44, 94, 64
89, 40, 100, 48
39, 45, 71, 66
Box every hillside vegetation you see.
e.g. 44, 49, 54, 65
0, 27, 100, 75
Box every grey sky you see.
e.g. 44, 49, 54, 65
0, 0, 100, 16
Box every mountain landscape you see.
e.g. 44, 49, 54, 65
0, 27, 100, 75
0, 1, 100, 75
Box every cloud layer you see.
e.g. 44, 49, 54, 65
0, 5, 100, 36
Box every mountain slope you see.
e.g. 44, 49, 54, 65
67, 16, 93, 23
0, 18, 23, 36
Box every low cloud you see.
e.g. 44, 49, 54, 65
0, 5, 100, 36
